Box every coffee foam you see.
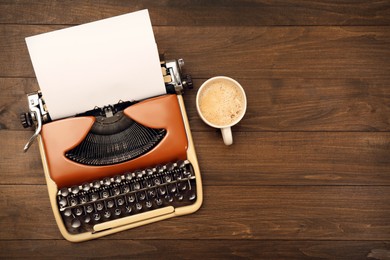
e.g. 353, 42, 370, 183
198, 79, 245, 126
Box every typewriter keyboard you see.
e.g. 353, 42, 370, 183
57, 160, 197, 234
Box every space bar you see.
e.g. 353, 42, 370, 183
93, 206, 175, 232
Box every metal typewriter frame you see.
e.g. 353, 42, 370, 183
23, 59, 203, 242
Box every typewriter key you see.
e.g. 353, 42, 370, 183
114, 208, 122, 216
86, 204, 94, 213
175, 193, 184, 201
122, 185, 130, 193
106, 200, 115, 208
84, 215, 91, 224
101, 190, 110, 199
59, 188, 69, 197
135, 203, 143, 211
117, 197, 125, 206
147, 189, 156, 198
125, 206, 132, 213
82, 183, 91, 191
71, 219, 81, 228
93, 180, 101, 189
168, 184, 177, 193
90, 192, 99, 201
158, 187, 167, 196
127, 194, 136, 203
96, 202, 104, 211
70, 198, 78, 206
153, 177, 161, 185
135, 170, 143, 178
64, 208, 72, 217
133, 182, 141, 190
146, 168, 154, 176
103, 178, 111, 186
79, 195, 88, 204
125, 173, 133, 180
74, 207, 83, 216
164, 175, 172, 183
189, 191, 196, 201
165, 162, 174, 171
145, 201, 153, 209
155, 198, 163, 206
114, 175, 122, 183
93, 213, 101, 221
112, 187, 121, 196
103, 211, 111, 219
137, 191, 146, 201
164, 195, 173, 203
71, 186, 80, 194
58, 198, 67, 207
178, 182, 187, 191
156, 164, 164, 173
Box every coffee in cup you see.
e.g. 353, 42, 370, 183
196, 76, 247, 145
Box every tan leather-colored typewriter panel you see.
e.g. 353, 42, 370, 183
41, 94, 188, 188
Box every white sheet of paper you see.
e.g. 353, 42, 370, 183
26, 9, 165, 120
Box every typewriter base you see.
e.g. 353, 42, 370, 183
38, 95, 203, 242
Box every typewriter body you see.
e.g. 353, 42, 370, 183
21, 59, 203, 242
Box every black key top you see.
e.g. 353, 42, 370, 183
93, 180, 101, 189
60, 188, 69, 197
103, 211, 111, 219
114, 208, 122, 216
71, 219, 81, 228
164, 195, 173, 203
106, 200, 115, 209
127, 194, 136, 203
96, 202, 104, 211
168, 184, 177, 193
189, 191, 196, 201
145, 201, 153, 209
122, 185, 130, 193
101, 190, 110, 199
84, 215, 91, 224
112, 187, 121, 196
133, 182, 141, 190
116, 197, 125, 206
82, 183, 91, 191
74, 207, 83, 216
103, 177, 111, 186
114, 175, 122, 184
163, 175, 172, 183
135, 203, 142, 211
69, 197, 78, 206
178, 182, 187, 191
79, 195, 88, 204
175, 193, 184, 201
90, 192, 99, 201
93, 213, 101, 221
158, 187, 167, 196
86, 204, 94, 214
59, 197, 67, 207
64, 208, 72, 217
137, 191, 146, 201
153, 177, 161, 186
125, 205, 132, 214
155, 198, 163, 207
147, 189, 156, 198
71, 186, 79, 194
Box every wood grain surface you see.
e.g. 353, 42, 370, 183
0, 1, 389, 259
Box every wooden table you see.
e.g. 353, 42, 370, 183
1, 1, 389, 259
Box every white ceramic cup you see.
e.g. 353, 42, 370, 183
196, 76, 247, 145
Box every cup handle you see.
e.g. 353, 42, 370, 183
221, 127, 233, 146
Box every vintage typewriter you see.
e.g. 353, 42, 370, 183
21, 58, 203, 242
